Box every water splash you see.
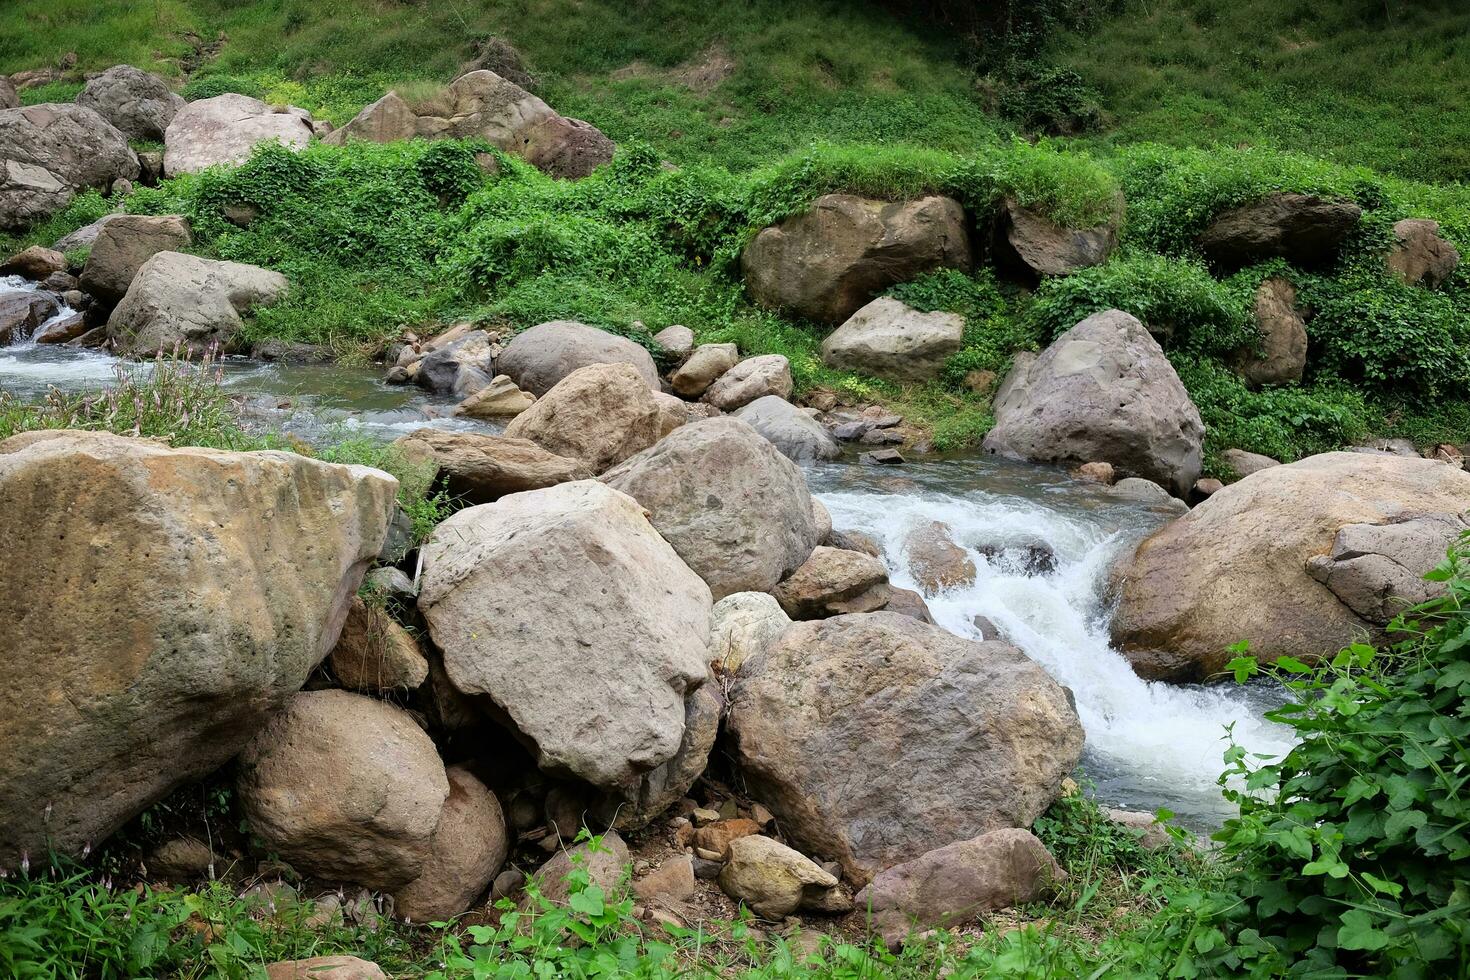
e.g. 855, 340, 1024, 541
815, 468, 1293, 828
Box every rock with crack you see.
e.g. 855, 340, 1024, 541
771, 546, 891, 619
417, 481, 712, 792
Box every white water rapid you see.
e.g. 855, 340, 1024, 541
811, 457, 1294, 828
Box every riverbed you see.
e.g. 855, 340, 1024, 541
1, 275, 1291, 829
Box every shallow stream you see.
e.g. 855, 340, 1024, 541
2, 274, 1291, 829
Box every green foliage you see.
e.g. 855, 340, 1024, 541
179, 74, 263, 101
1208, 537, 1470, 975
1112, 143, 1372, 256
0, 188, 113, 256
1171, 354, 1371, 469
1300, 270, 1470, 400
0, 347, 267, 450
1029, 251, 1252, 354
316, 437, 453, 545
886, 268, 1040, 385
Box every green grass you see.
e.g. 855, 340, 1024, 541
1047, 0, 1470, 183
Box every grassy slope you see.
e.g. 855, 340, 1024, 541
1047, 0, 1470, 184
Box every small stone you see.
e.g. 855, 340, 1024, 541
490, 868, 525, 903
1192, 478, 1224, 501
858, 427, 904, 446
751, 803, 775, 828
860, 449, 905, 465
691, 807, 720, 826
695, 846, 723, 862
632, 854, 696, 903
653, 324, 695, 356
693, 856, 723, 879
694, 817, 762, 859
718, 835, 841, 919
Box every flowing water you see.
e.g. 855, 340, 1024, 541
2, 273, 1292, 828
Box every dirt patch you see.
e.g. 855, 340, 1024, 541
610, 44, 736, 96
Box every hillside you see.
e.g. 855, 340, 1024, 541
3, 3, 1470, 977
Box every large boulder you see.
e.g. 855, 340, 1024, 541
0, 103, 139, 230
1197, 192, 1362, 269
326, 72, 613, 179
393, 765, 509, 922
0, 430, 396, 863
238, 690, 448, 890
742, 194, 972, 324
1237, 277, 1307, 387
982, 309, 1204, 496
76, 65, 186, 142
1111, 452, 1470, 681
702, 354, 793, 412
163, 94, 313, 177
602, 417, 821, 600
995, 197, 1118, 279
733, 395, 840, 463
820, 297, 964, 383
79, 214, 193, 304
503, 362, 664, 473
727, 612, 1083, 885
395, 429, 590, 504
0, 289, 60, 345
496, 320, 659, 396
418, 481, 712, 791
106, 251, 287, 355
1386, 218, 1460, 288
854, 829, 1064, 948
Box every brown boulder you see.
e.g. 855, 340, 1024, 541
265, 957, 387, 980
742, 194, 972, 323
79, 214, 193, 304
1386, 218, 1459, 288
1112, 452, 1470, 680
1237, 277, 1306, 387
395, 429, 590, 504
771, 546, 890, 619
996, 197, 1118, 278
902, 521, 976, 594
727, 612, 1083, 884
855, 829, 1064, 948
393, 766, 509, 922
0, 431, 395, 864
328, 596, 429, 693
1, 244, 65, 280
504, 362, 664, 473
237, 690, 449, 890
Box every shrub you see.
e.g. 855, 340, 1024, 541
1029, 252, 1252, 354
180, 75, 265, 102
1300, 271, 1470, 400
1172, 354, 1372, 468
884, 268, 1040, 384
1213, 539, 1470, 975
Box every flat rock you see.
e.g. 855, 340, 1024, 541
395, 429, 591, 504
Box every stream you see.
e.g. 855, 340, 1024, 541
2, 275, 1292, 830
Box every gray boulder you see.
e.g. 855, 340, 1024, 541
79, 214, 193, 304
497, 319, 659, 396
77, 65, 185, 142
107, 251, 288, 356
996, 197, 1118, 278
415, 331, 495, 397
733, 395, 840, 462
164, 94, 313, 176
0, 103, 139, 230
53, 213, 123, 252
1306, 513, 1468, 624
238, 690, 449, 890
0, 430, 396, 864
596, 681, 722, 831
653, 324, 695, 356
418, 481, 712, 791
601, 417, 821, 600
820, 297, 964, 383
728, 612, 1083, 885
983, 309, 1204, 496
742, 194, 972, 323
1197, 192, 1361, 268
